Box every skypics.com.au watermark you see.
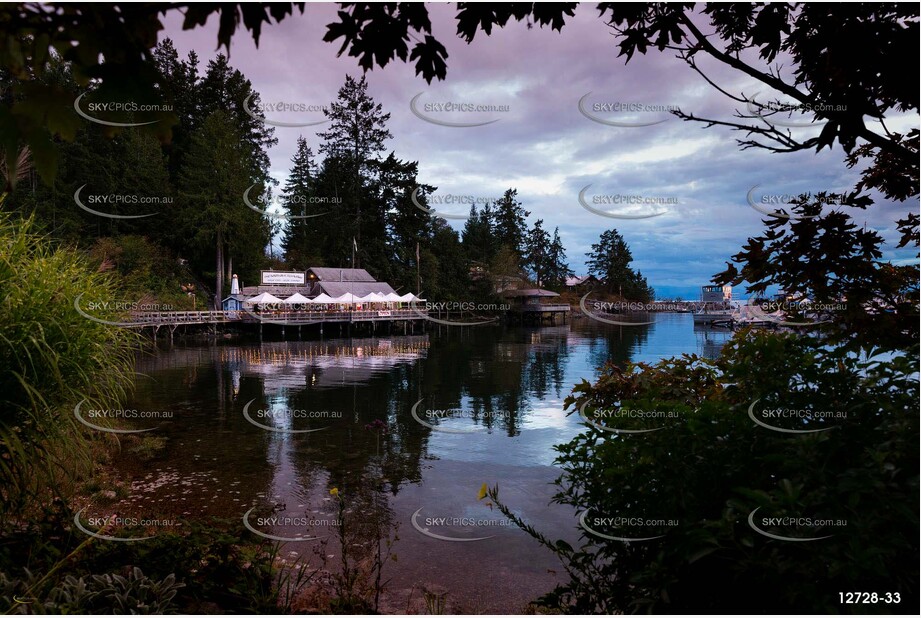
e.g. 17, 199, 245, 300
746, 296, 844, 326
411, 506, 516, 542
593, 300, 704, 312
578, 185, 675, 219
243, 93, 328, 128
411, 188, 503, 220
425, 301, 510, 312
74, 294, 176, 327
73, 507, 181, 542
579, 509, 679, 542
579, 293, 656, 327
745, 93, 844, 128
409, 298, 500, 327
242, 400, 339, 434
578, 93, 679, 127
746, 185, 850, 220
74, 93, 173, 128
74, 400, 173, 434
747, 507, 847, 542
748, 399, 847, 434
578, 402, 684, 434
410, 399, 512, 434
73, 185, 170, 219
242, 507, 338, 542
243, 184, 339, 219
410, 93, 509, 127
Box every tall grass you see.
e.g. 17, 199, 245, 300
0, 213, 141, 523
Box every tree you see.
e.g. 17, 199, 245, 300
152, 39, 202, 182
545, 227, 573, 291
280, 136, 321, 269
318, 75, 393, 265
491, 188, 529, 265
585, 229, 653, 300
461, 203, 496, 266
177, 111, 269, 308
524, 218, 551, 286
378, 153, 434, 292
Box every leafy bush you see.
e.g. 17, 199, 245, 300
1, 567, 184, 614
0, 500, 304, 614
0, 214, 140, 522
487, 331, 919, 613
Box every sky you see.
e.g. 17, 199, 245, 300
161, 4, 916, 300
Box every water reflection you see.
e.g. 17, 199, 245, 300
118, 314, 731, 612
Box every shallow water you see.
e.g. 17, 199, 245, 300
99, 314, 731, 612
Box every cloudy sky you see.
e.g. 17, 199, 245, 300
162, 4, 915, 300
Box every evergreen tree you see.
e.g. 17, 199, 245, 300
492, 188, 529, 264
318, 75, 392, 265
280, 136, 321, 269
545, 226, 573, 290
379, 154, 434, 291
177, 111, 269, 308
152, 39, 201, 182
524, 218, 552, 286
461, 203, 496, 267
586, 229, 653, 300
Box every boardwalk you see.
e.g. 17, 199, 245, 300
125, 308, 429, 328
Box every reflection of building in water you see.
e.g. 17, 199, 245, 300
220, 338, 429, 394
693, 324, 733, 359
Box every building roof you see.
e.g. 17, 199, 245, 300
500, 288, 560, 298
566, 275, 597, 286
316, 281, 398, 298
241, 285, 308, 297
307, 267, 376, 282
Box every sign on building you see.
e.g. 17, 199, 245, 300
261, 271, 306, 285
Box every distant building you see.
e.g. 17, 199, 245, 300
700, 284, 732, 303
240, 267, 398, 299
222, 274, 245, 312
565, 275, 599, 291
306, 267, 399, 298
493, 274, 525, 294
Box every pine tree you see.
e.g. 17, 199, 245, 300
492, 188, 530, 264
546, 226, 573, 290
280, 136, 320, 269
177, 111, 269, 308
318, 75, 392, 266
524, 218, 552, 286
586, 229, 652, 300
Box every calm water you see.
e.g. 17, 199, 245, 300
106, 314, 731, 612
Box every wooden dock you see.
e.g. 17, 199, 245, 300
123, 308, 429, 339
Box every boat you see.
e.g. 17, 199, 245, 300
692, 285, 733, 325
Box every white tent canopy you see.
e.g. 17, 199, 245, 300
244, 292, 283, 306
357, 293, 382, 302
310, 293, 336, 304
331, 293, 360, 304
380, 293, 402, 302
398, 292, 424, 303
283, 293, 311, 304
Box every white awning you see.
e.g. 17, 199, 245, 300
311, 293, 336, 303
356, 293, 382, 302
283, 293, 311, 304
331, 293, 360, 304
380, 293, 402, 302
398, 293, 425, 302
244, 292, 283, 306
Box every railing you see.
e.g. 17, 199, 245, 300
517, 304, 572, 312
124, 308, 428, 326
127, 311, 234, 325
